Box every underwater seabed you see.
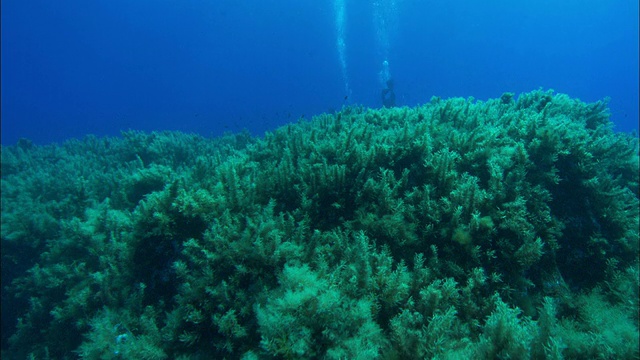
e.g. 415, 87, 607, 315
1, 89, 638, 359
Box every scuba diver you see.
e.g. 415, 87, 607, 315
381, 78, 396, 107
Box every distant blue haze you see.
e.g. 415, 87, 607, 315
2, 0, 638, 144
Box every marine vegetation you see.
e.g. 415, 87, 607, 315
1, 90, 638, 359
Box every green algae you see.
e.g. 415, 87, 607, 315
1, 90, 638, 359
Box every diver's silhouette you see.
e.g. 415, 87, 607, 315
381, 79, 396, 107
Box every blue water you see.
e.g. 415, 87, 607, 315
2, 0, 638, 145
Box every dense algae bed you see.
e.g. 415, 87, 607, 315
1, 90, 639, 359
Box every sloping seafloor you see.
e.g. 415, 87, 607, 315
1, 90, 638, 359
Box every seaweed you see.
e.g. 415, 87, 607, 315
1, 90, 637, 359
